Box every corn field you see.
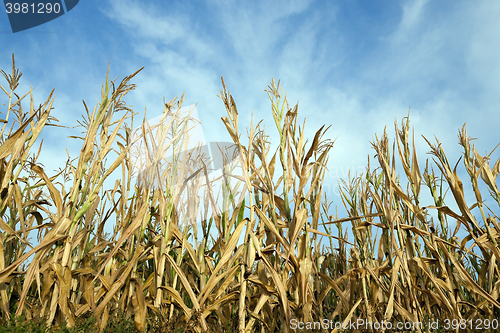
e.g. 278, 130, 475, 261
1, 55, 500, 332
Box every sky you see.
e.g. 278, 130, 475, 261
1, 0, 500, 244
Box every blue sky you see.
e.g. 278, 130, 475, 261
1, 0, 500, 237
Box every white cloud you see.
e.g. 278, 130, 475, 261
391, 0, 429, 43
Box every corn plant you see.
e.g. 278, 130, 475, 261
0, 56, 499, 333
